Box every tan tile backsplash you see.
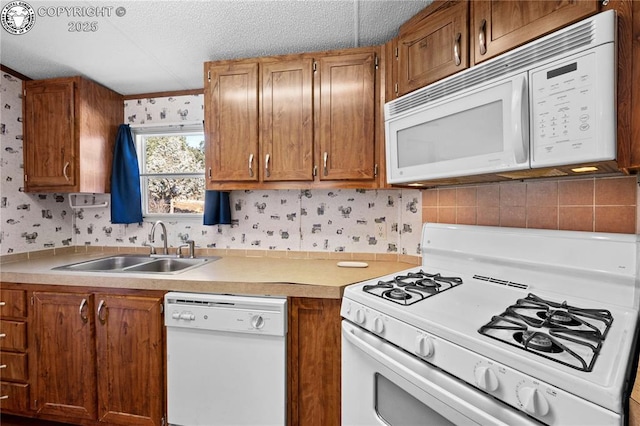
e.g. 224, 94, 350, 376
422, 176, 639, 234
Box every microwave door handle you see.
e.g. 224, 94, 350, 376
511, 74, 529, 164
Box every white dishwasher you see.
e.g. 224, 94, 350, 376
165, 292, 287, 426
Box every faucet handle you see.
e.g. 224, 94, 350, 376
142, 241, 156, 255
177, 240, 196, 258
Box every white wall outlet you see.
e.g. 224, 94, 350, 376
374, 221, 387, 240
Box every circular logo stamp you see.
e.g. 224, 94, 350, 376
1, 1, 35, 35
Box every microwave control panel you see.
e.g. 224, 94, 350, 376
529, 47, 615, 167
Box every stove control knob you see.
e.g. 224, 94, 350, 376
354, 309, 366, 325
372, 317, 384, 334
414, 335, 434, 358
251, 315, 265, 329
474, 367, 499, 392
518, 387, 549, 416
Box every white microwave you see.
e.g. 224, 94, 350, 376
385, 10, 617, 186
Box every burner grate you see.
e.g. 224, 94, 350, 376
363, 270, 462, 306
478, 293, 613, 372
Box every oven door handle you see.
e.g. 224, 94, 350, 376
342, 321, 537, 426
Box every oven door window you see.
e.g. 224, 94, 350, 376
375, 373, 454, 426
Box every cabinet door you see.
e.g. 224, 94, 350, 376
397, 0, 469, 96
261, 59, 314, 181
23, 80, 76, 190
471, 0, 598, 64
287, 298, 341, 426
317, 52, 376, 181
31, 292, 97, 420
95, 294, 164, 426
205, 62, 260, 183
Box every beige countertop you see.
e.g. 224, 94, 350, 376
0, 251, 417, 299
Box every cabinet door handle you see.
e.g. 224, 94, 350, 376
79, 298, 88, 323
248, 153, 254, 177
0, 302, 5, 307
265, 154, 270, 178
454, 32, 462, 66
62, 161, 70, 181
478, 19, 487, 55
208, 167, 212, 179
323, 152, 328, 176
97, 299, 107, 324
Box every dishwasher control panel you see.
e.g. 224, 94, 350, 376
165, 292, 287, 336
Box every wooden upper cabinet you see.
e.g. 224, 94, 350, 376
204, 62, 260, 184
396, 0, 469, 97
205, 46, 381, 189
471, 0, 599, 64
317, 52, 376, 180
261, 58, 314, 182
23, 77, 122, 193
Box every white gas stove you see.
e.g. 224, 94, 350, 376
341, 224, 639, 426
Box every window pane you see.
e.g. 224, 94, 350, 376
145, 177, 205, 214
143, 134, 205, 174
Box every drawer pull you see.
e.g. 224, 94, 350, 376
0, 364, 6, 369
0, 302, 6, 307
0, 334, 6, 339
0, 395, 8, 400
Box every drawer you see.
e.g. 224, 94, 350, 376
0, 320, 27, 351
1, 351, 28, 382
0, 289, 27, 318
0, 381, 29, 413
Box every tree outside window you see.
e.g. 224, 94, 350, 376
136, 128, 205, 216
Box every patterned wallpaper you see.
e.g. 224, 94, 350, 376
0, 73, 423, 256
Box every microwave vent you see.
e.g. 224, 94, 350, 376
388, 15, 607, 118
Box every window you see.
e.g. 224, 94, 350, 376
135, 126, 205, 217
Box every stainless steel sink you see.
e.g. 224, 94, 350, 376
53, 254, 218, 274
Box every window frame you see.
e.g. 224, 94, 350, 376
132, 124, 206, 219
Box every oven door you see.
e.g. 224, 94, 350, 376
342, 320, 540, 426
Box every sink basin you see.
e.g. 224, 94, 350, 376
53, 254, 218, 274
125, 257, 211, 273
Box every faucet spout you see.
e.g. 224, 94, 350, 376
149, 220, 169, 255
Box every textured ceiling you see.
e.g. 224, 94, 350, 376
1, 0, 432, 95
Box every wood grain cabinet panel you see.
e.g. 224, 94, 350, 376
0, 290, 27, 318
204, 62, 260, 183
95, 294, 164, 426
317, 52, 376, 180
205, 47, 381, 190
29, 290, 165, 426
0, 321, 26, 352
31, 292, 97, 420
470, 0, 599, 64
396, 0, 469, 97
261, 59, 314, 182
287, 297, 341, 426
23, 76, 122, 193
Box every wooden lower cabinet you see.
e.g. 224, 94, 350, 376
287, 297, 341, 426
25, 287, 165, 426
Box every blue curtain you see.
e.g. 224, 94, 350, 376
110, 124, 143, 224
203, 191, 231, 225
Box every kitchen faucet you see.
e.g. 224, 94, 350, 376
149, 220, 169, 256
